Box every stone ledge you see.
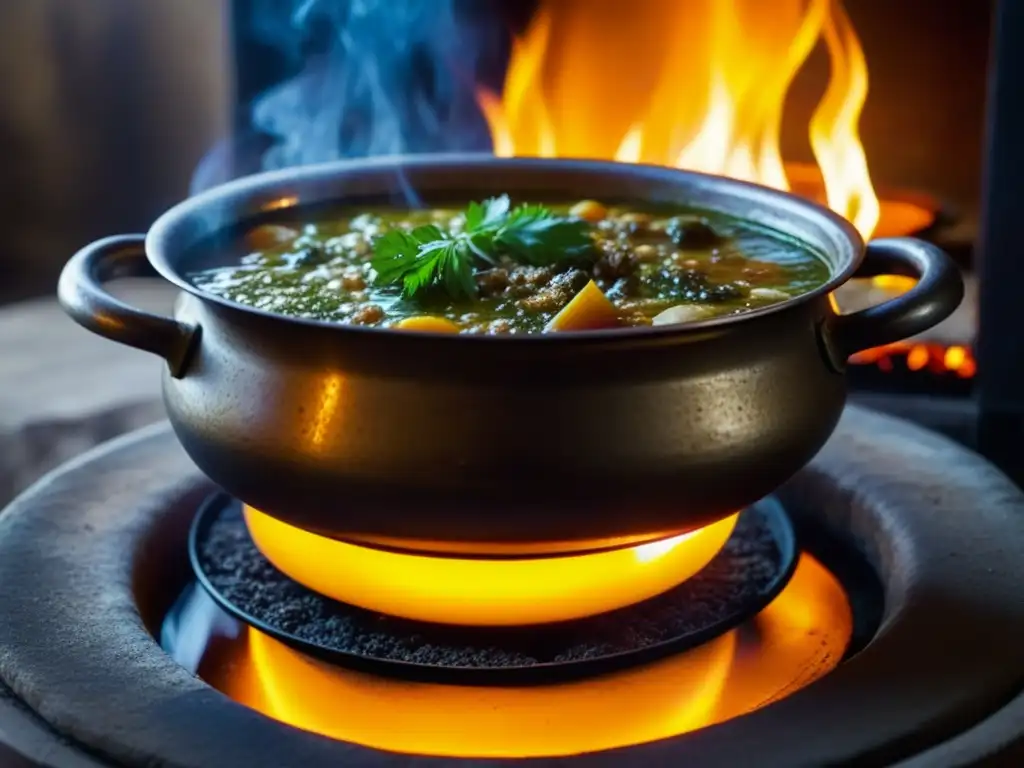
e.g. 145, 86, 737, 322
0, 284, 173, 504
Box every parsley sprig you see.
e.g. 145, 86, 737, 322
369, 195, 594, 301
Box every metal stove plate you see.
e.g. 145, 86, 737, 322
189, 495, 797, 685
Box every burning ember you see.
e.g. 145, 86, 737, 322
244, 505, 740, 625
477, 0, 971, 381
836, 275, 977, 379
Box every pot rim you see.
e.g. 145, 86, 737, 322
147, 153, 864, 343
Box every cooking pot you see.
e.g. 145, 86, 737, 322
57, 155, 963, 554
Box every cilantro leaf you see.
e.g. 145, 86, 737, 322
464, 195, 510, 231
370, 198, 596, 301
370, 225, 443, 284
496, 204, 593, 265
370, 226, 475, 301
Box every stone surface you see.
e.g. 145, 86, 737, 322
0, 284, 172, 503
0, 683, 106, 768
0, 411, 1023, 766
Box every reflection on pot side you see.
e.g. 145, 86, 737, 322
194, 553, 851, 758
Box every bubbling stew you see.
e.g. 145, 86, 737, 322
190, 197, 831, 334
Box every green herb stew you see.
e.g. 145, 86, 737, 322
190, 197, 831, 334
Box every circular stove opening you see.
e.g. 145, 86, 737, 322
163, 493, 875, 759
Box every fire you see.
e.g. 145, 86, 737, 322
480, 3, 971, 380
837, 275, 977, 378
244, 505, 739, 626
850, 341, 976, 378
479, 0, 880, 239
210, 554, 853, 758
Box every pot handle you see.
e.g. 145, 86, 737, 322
57, 235, 198, 378
828, 237, 964, 359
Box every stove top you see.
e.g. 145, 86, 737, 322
183, 494, 800, 684
0, 406, 1023, 766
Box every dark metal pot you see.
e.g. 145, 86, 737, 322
57, 155, 963, 554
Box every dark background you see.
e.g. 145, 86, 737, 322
0, 0, 991, 306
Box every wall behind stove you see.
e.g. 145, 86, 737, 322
0, 0, 992, 305
784, 0, 991, 223
0, 0, 231, 306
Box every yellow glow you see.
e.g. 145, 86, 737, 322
873, 200, 936, 239
307, 372, 345, 451
211, 554, 852, 758
849, 340, 977, 379
786, 162, 936, 238
260, 195, 299, 211
809, 0, 881, 239
944, 345, 967, 370
478, 0, 880, 239
244, 506, 739, 626
478, 9, 556, 159
870, 274, 916, 294
614, 124, 644, 163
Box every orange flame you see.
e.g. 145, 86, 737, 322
850, 340, 976, 378
244, 504, 739, 626
840, 275, 976, 378
209, 554, 852, 758
479, 0, 880, 239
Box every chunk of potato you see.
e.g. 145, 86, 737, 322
569, 200, 608, 223
394, 316, 461, 333
748, 287, 791, 302
652, 304, 716, 326
546, 280, 621, 332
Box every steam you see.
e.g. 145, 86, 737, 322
249, 0, 500, 171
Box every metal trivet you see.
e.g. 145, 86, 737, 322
190, 495, 796, 684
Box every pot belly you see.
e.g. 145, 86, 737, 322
163, 302, 845, 547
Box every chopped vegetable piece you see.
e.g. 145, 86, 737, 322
569, 200, 608, 223
394, 316, 461, 333
749, 287, 791, 302
546, 281, 622, 331
192, 197, 830, 334
245, 224, 300, 250
652, 304, 717, 326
